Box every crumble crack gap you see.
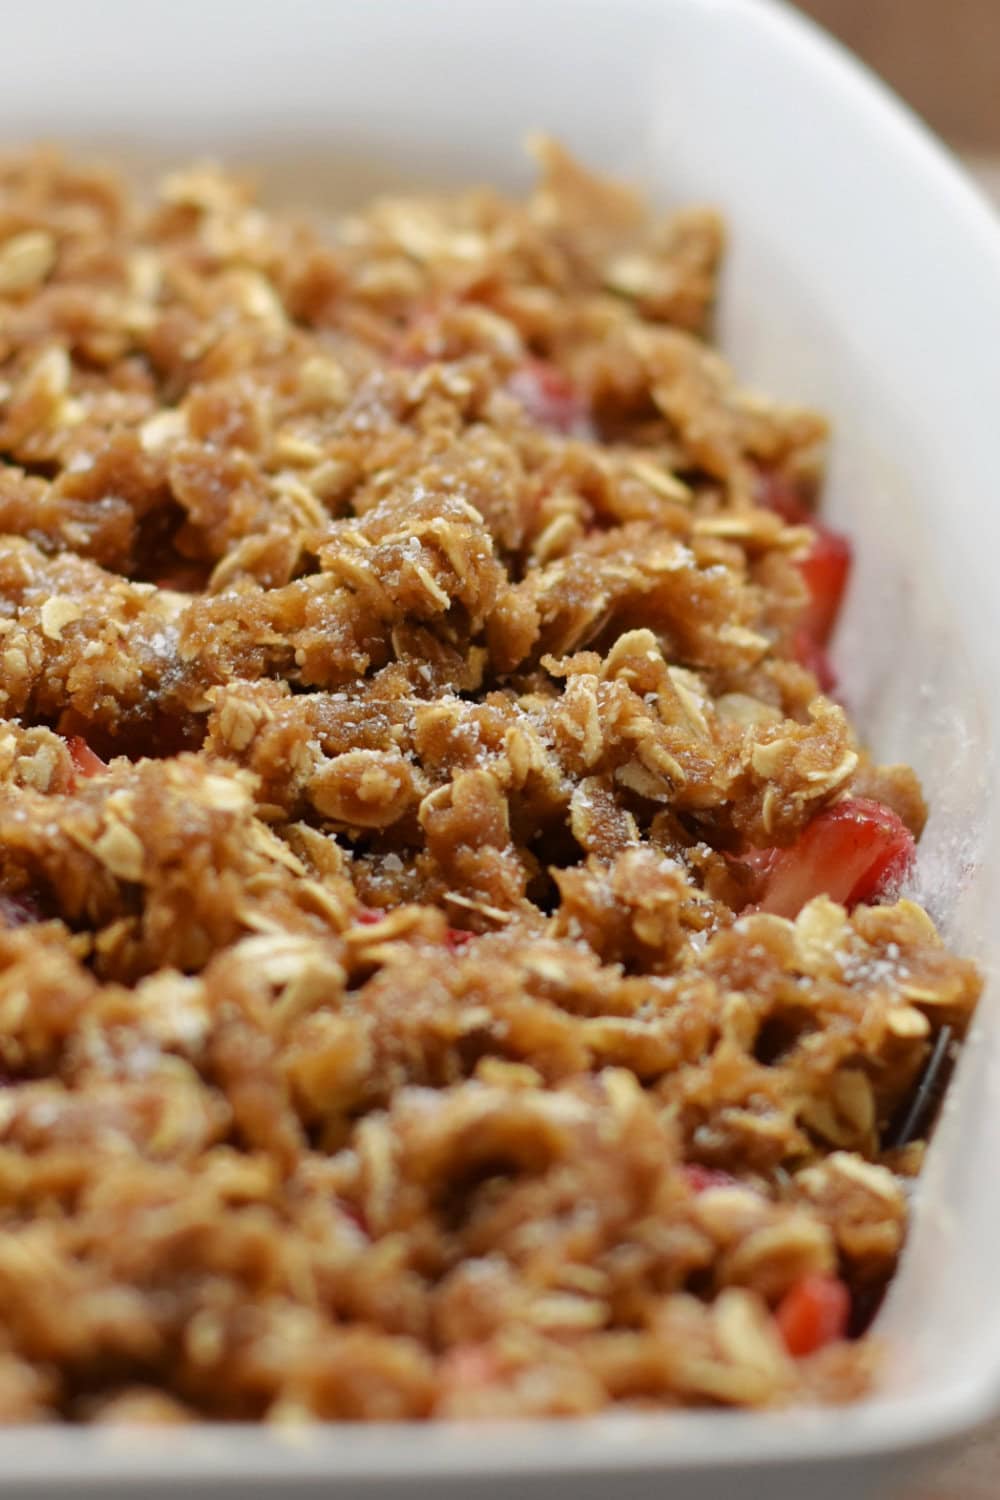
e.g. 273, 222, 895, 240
0, 138, 977, 1424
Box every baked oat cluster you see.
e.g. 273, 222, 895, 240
0, 141, 978, 1422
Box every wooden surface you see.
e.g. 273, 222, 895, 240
907, 1423, 999, 1499
793, 0, 1000, 151
894, 154, 999, 1500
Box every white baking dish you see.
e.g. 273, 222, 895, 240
1, 0, 999, 1493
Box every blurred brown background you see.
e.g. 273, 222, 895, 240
795, 0, 1000, 151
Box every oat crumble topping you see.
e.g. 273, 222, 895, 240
0, 140, 978, 1423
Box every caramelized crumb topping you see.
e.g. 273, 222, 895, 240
0, 141, 977, 1422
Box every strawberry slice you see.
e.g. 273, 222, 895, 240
336, 1197, 368, 1234
355, 906, 386, 925
775, 1273, 851, 1358
755, 467, 852, 659
749, 798, 915, 919
798, 526, 852, 647
508, 358, 592, 438
754, 469, 810, 525
66, 736, 106, 780
681, 1163, 738, 1193
793, 627, 837, 694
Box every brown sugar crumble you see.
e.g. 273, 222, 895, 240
0, 139, 978, 1423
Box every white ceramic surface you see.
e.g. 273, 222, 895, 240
1, 0, 999, 1494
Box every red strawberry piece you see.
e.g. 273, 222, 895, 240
798, 526, 852, 647
445, 926, 472, 951
755, 467, 852, 660
775, 1273, 851, 1358
750, 798, 916, 919
355, 907, 386, 925
337, 1198, 368, 1234
793, 627, 837, 694
508, 358, 592, 438
66, 736, 106, 780
754, 469, 810, 525
682, 1163, 738, 1193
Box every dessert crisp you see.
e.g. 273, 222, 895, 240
0, 141, 978, 1423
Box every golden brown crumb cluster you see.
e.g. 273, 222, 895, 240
0, 141, 978, 1422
